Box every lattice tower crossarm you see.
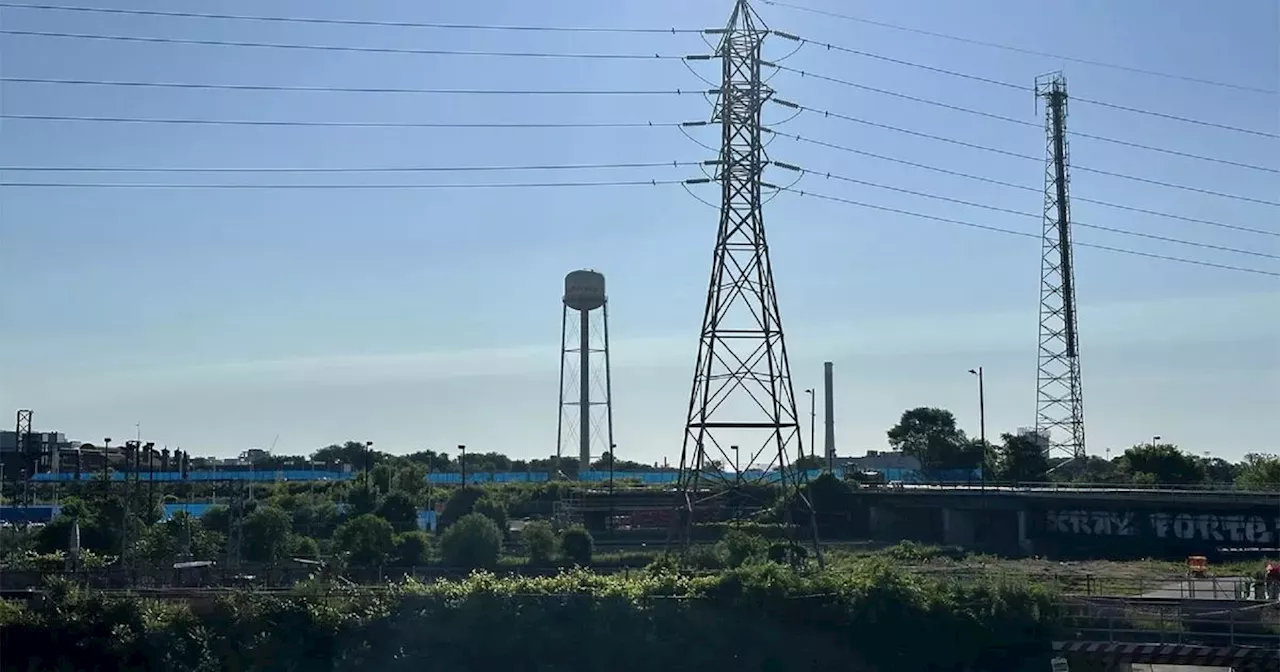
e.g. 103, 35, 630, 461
1034, 72, 1086, 460
673, 0, 820, 565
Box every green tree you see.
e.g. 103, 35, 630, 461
558, 525, 594, 566
311, 441, 384, 470
200, 506, 231, 535
995, 433, 1050, 482
393, 531, 432, 566
288, 535, 320, 559
288, 497, 340, 539
1118, 443, 1204, 485
886, 407, 978, 470
439, 487, 484, 528
242, 505, 292, 563
347, 482, 382, 517
333, 514, 395, 566
472, 495, 509, 535
1236, 453, 1280, 491
438, 512, 502, 569
520, 520, 555, 565
376, 491, 419, 533
392, 463, 429, 496
1201, 457, 1241, 484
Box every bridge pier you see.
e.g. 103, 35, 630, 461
941, 508, 975, 547
868, 506, 900, 540
1017, 510, 1035, 555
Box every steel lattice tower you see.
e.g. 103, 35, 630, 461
1034, 73, 1086, 460
15, 410, 33, 504
673, 0, 819, 562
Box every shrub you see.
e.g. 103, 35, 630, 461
394, 531, 432, 566
521, 521, 555, 565
473, 495, 509, 535
439, 513, 502, 569
288, 535, 319, 559
438, 487, 484, 529
558, 525, 594, 566
717, 529, 767, 568
0, 562, 1060, 672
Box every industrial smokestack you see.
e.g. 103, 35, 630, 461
823, 361, 835, 468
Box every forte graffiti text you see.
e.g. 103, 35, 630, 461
1046, 510, 1280, 543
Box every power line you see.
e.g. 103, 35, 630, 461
759, 0, 1279, 96
789, 37, 1025, 91
0, 113, 685, 130
1, 77, 704, 96
0, 29, 692, 60
788, 167, 1280, 261
1068, 96, 1280, 139
0, 3, 704, 34
0, 160, 704, 174
774, 65, 1278, 172
785, 36, 1279, 139
767, 129, 1279, 239
774, 99, 1280, 207
770, 185, 1280, 278
0, 178, 690, 190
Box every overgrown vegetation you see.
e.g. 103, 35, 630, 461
0, 559, 1059, 672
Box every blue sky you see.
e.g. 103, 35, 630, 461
0, 0, 1276, 464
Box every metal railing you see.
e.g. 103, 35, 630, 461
903, 568, 1280, 600
1058, 596, 1280, 649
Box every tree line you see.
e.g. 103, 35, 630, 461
885, 406, 1280, 488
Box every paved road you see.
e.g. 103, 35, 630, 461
1139, 576, 1256, 600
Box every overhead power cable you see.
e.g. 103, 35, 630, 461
775, 65, 1278, 172
0, 29, 691, 60
8, 4, 1270, 137
0, 160, 704, 174
786, 37, 1279, 139
767, 129, 1279, 239
0, 113, 685, 130
0, 77, 703, 97
758, 0, 1279, 96
784, 166, 1279, 261
0, 178, 691, 190
767, 185, 1280, 278
0, 3, 703, 34
774, 99, 1280, 207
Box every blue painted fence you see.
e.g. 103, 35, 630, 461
30, 467, 982, 485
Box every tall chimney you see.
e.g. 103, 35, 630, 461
823, 361, 835, 467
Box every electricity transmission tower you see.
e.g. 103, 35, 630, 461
1034, 72, 1086, 461
673, 0, 820, 564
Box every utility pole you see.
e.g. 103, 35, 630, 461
673, 0, 820, 566
1034, 72, 1086, 462
805, 389, 816, 463
969, 367, 986, 485
458, 444, 466, 487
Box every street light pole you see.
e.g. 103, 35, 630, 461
363, 441, 373, 486
458, 444, 467, 486
968, 368, 985, 485
804, 389, 816, 462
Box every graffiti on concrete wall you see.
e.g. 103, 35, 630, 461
1046, 510, 1137, 536
1046, 510, 1280, 543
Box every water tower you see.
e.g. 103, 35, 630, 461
556, 270, 615, 477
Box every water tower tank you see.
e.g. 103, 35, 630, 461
563, 270, 606, 311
